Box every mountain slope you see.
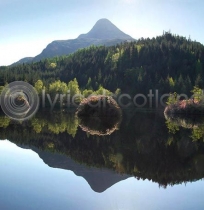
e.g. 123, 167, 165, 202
33, 38, 130, 62
14, 18, 134, 64
11, 57, 33, 66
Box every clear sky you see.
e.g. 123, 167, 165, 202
0, 0, 204, 66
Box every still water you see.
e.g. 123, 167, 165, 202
0, 109, 204, 210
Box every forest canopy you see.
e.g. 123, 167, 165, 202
0, 32, 204, 98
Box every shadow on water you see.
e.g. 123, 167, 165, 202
1, 107, 204, 190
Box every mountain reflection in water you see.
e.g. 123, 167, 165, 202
1, 108, 204, 191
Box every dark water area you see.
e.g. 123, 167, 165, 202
0, 108, 204, 210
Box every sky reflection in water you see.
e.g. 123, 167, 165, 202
0, 140, 204, 210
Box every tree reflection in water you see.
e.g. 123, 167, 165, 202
76, 95, 122, 136
0, 109, 204, 189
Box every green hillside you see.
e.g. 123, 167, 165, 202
0, 32, 204, 97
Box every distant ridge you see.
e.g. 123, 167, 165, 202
12, 18, 134, 65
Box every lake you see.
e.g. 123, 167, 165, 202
0, 109, 204, 210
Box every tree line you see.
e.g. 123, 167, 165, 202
0, 32, 204, 97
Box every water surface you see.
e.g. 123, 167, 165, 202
0, 109, 204, 210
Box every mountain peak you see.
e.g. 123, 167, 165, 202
11, 19, 134, 65
78, 18, 133, 40
94, 18, 114, 26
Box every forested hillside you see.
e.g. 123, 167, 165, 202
0, 32, 204, 96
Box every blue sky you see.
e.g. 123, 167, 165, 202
0, 0, 204, 66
